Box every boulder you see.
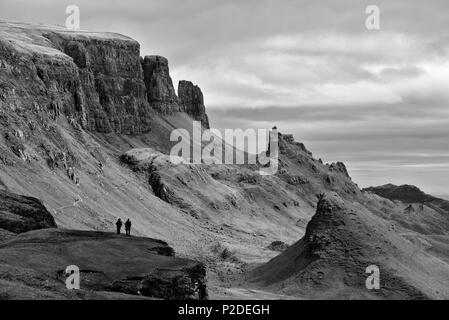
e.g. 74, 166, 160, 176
0, 23, 153, 135
0, 190, 57, 234
252, 193, 445, 299
267, 241, 289, 252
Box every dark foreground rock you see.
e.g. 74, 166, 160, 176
0, 22, 210, 136
0, 229, 208, 300
0, 190, 57, 234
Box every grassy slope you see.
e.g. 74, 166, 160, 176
0, 229, 200, 299
252, 193, 449, 299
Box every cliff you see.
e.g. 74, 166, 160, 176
252, 193, 449, 299
0, 22, 210, 136
142, 55, 179, 115
178, 80, 210, 128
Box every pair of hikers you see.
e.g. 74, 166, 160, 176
116, 218, 132, 236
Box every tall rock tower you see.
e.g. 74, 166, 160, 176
141, 55, 180, 114
178, 80, 210, 129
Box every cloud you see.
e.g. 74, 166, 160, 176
379, 65, 425, 80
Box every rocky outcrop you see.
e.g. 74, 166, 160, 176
363, 184, 449, 231
267, 241, 289, 252
141, 55, 180, 114
120, 148, 188, 204
0, 22, 210, 136
363, 184, 439, 204
252, 193, 449, 299
140, 58, 210, 126
0, 23, 153, 135
112, 263, 208, 300
0, 190, 57, 234
53, 33, 152, 134
0, 229, 208, 300
277, 132, 313, 157
178, 80, 210, 128
329, 162, 350, 178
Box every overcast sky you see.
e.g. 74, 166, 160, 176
1, 0, 448, 194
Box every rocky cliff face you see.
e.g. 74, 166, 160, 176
363, 184, 449, 235
141, 57, 211, 127
0, 22, 210, 136
49, 33, 152, 134
178, 80, 210, 128
253, 193, 449, 299
0, 24, 151, 134
142, 55, 179, 115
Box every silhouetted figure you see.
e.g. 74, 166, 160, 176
125, 219, 132, 236
116, 218, 122, 235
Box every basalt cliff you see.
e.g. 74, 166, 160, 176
0, 22, 448, 300
0, 22, 209, 136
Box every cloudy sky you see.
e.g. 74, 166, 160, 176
1, 0, 448, 194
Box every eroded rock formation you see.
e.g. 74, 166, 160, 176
0, 23, 210, 136
142, 55, 179, 114
0, 190, 57, 234
178, 80, 210, 128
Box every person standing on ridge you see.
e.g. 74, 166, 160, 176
116, 218, 122, 235
125, 219, 132, 236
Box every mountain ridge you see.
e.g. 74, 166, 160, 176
363, 184, 442, 203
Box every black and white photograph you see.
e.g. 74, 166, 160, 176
0, 0, 448, 311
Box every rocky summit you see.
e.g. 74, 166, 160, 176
0, 21, 448, 300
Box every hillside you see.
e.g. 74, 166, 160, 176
364, 184, 449, 216
0, 21, 448, 299
251, 193, 449, 299
363, 184, 449, 235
